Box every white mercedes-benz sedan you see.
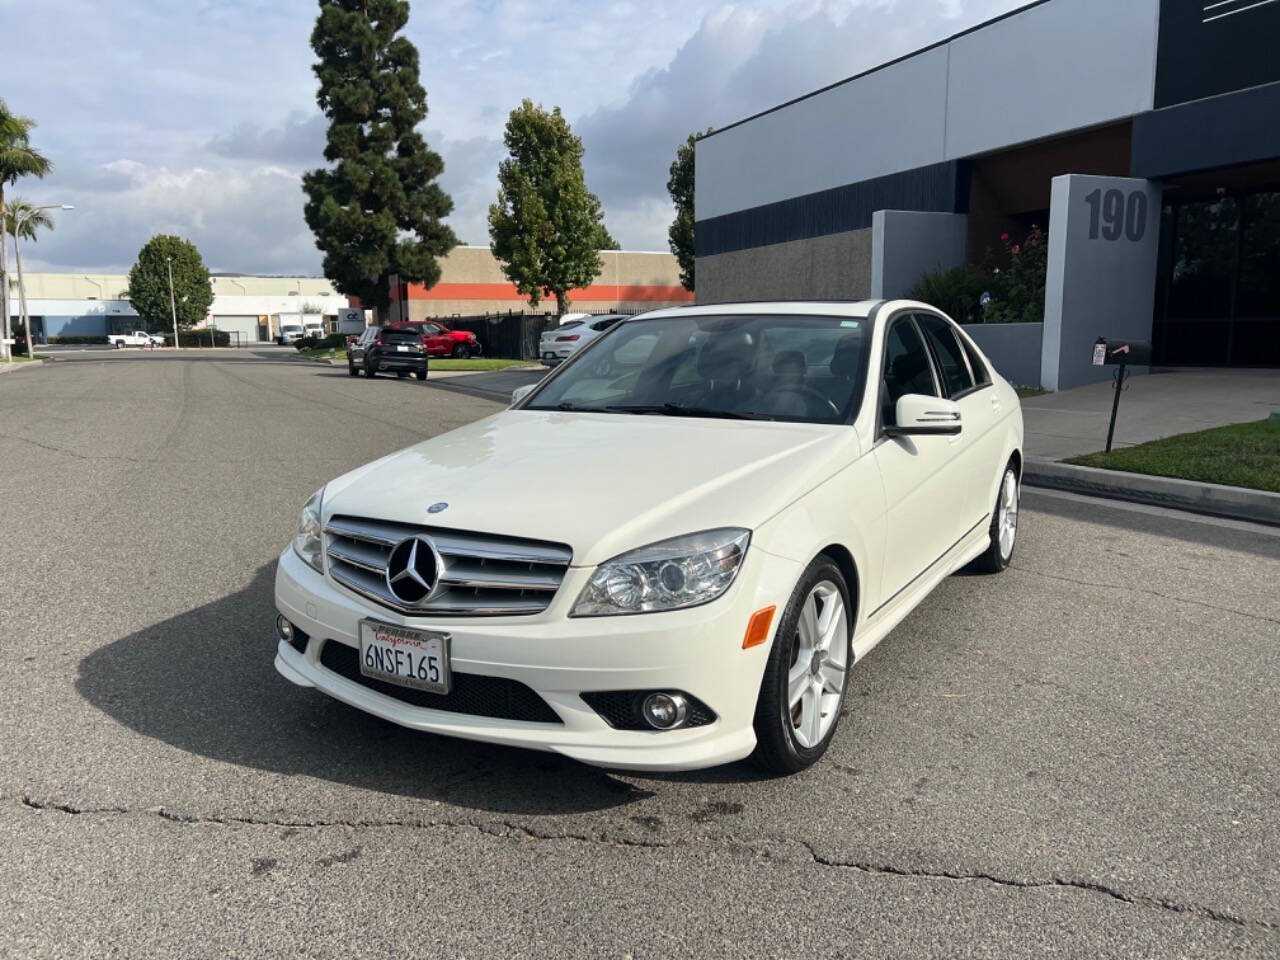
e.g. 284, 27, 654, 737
273, 300, 1023, 773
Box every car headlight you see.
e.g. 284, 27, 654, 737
571, 528, 750, 617
293, 488, 324, 573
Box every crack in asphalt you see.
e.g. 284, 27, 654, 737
793, 841, 1274, 933
14, 794, 1274, 933
1013, 565, 1280, 626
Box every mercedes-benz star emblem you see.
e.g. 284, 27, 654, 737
385, 537, 439, 604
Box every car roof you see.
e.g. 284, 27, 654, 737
629, 300, 882, 322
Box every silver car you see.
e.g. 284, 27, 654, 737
539, 314, 628, 366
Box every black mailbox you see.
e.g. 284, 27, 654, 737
1093, 337, 1151, 366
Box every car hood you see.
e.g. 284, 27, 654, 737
322, 410, 861, 566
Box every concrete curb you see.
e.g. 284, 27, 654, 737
1023, 456, 1280, 527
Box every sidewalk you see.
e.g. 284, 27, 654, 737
1021, 367, 1280, 460
1020, 367, 1280, 526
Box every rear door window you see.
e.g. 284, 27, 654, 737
916, 314, 975, 397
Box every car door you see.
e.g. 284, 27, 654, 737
915, 312, 998, 527
420, 323, 449, 356
354, 327, 377, 366
869, 313, 966, 610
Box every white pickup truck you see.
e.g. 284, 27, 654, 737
107, 330, 165, 349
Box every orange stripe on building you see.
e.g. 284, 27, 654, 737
398, 282, 694, 303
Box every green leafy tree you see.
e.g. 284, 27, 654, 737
0, 99, 52, 360
6, 198, 56, 357
127, 235, 214, 331
302, 0, 456, 321
488, 100, 616, 315
667, 130, 710, 292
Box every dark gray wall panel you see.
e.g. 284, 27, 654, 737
695, 161, 969, 259
1132, 81, 1280, 178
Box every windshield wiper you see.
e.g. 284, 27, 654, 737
601, 403, 766, 421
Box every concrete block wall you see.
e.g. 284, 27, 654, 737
696, 229, 873, 304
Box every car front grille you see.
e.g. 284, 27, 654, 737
319, 640, 562, 724
324, 514, 572, 616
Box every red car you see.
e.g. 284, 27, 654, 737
386, 321, 482, 359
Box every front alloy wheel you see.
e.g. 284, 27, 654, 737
753, 558, 852, 774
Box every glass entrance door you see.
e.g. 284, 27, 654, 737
1154, 190, 1280, 366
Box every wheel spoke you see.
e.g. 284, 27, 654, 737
820, 659, 845, 696
803, 683, 823, 746
787, 661, 809, 708
798, 594, 818, 650
817, 593, 845, 652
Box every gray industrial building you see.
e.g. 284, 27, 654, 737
696, 0, 1280, 388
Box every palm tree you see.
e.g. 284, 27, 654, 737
6, 199, 55, 357
0, 99, 52, 361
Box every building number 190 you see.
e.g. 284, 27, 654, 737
1085, 188, 1147, 242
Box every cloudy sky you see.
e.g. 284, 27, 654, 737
7, 0, 1025, 275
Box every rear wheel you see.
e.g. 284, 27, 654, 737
971, 461, 1019, 573
415, 368, 427, 381
363, 360, 377, 378
347, 359, 357, 377
753, 557, 852, 774
452, 343, 472, 359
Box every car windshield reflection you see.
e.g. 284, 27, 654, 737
525, 313, 869, 424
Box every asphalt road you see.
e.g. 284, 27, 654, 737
2, 352, 1277, 959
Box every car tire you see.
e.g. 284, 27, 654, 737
970, 461, 1019, 574
452, 343, 471, 359
415, 369, 427, 381
752, 557, 853, 775
364, 361, 377, 378
347, 360, 357, 377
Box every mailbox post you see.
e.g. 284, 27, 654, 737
1092, 336, 1151, 452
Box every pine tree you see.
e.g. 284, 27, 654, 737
302, 0, 455, 320
488, 100, 616, 316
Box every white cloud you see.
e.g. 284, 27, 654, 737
9, 0, 1030, 270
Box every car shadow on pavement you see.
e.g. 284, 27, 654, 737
75, 564, 762, 815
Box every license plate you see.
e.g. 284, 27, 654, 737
358, 621, 450, 694
397, 345, 409, 352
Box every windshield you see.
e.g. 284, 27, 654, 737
282, 325, 302, 333
524, 313, 869, 424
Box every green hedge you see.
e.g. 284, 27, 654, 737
49, 335, 109, 345
294, 332, 347, 351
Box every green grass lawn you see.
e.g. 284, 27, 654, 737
1065, 417, 1280, 493
1015, 386, 1046, 399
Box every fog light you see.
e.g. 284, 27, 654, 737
642, 692, 688, 730
276, 615, 294, 643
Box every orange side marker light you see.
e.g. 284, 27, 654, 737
742, 605, 776, 649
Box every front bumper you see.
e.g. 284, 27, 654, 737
273, 542, 800, 771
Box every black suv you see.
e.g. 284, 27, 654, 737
348, 326, 427, 380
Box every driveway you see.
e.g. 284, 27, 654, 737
2, 352, 1277, 958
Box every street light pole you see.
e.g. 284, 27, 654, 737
12, 203, 73, 360
166, 255, 179, 349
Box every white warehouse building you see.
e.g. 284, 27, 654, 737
10, 273, 354, 344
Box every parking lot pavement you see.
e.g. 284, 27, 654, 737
1, 352, 1277, 958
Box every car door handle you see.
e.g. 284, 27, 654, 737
990, 397, 1002, 412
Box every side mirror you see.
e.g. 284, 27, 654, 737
885, 394, 962, 437
511, 384, 536, 406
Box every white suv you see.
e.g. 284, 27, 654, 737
273, 300, 1022, 773
539, 314, 627, 366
